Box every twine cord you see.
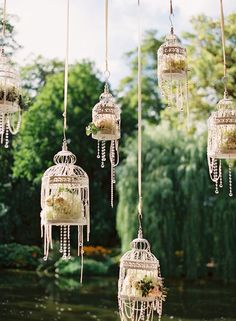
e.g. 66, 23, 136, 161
220, 0, 228, 98
104, 0, 110, 82
63, 0, 70, 143
169, 0, 174, 33
137, 0, 143, 238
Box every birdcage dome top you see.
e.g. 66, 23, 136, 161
120, 238, 160, 271
42, 147, 88, 185
217, 97, 236, 111
158, 32, 186, 54
53, 149, 77, 165
93, 88, 120, 115
208, 98, 236, 126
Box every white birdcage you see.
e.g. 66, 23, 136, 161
92, 86, 120, 166
0, 50, 22, 147
87, 84, 120, 207
118, 238, 166, 321
208, 97, 236, 196
40, 142, 90, 262
157, 31, 188, 111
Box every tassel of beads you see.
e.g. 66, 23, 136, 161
101, 140, 106, 168
0, 114, 4, 145
110, 140, 116, 208
97, 140, 100, 159
219, 160, 223, 188
213, 159, 219, 194
4, 120, 9, 148
229, 161, 233, 197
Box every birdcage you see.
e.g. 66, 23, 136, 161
40, 142, 90, 261
0, 50, 22, 147
118, 237, 166, 321
157, 32, 188, 111
90, 86, 120, 165
207, 98, 236, 196
86, 85, 120, 207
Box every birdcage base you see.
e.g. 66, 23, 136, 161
208, 150, 236, 159
119, 297, 162, 321
92, 132, 120, 141
0, 101, 19, 114
44, 217, 88, 225
161, 71, 185, 81
119, 295, 160, 302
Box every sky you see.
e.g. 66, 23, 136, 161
5, 0, 236, 87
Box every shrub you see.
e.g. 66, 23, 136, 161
0, 243, 42, 269
55, 257, 110, 277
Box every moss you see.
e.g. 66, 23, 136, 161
163, 59, 186, 73
86, 119, 116, 136
220, 129, 236, 150
0, 85, 26, 110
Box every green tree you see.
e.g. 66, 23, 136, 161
184, 14, 236, 121
20, 55, 64, 99
117, 123, 236, 280
118, 30, 162, 137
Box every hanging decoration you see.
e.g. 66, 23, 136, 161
86, 0, 120, 208
207, 0, 236, 197
0, 0, 22, 148
157, 0, 189, 112
118, 2, 166, 320
40, 0, 90, 281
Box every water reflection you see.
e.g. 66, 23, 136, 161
0, 271, 236, 321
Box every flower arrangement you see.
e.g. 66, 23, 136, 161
86, 122, 100, 136
220, 129, 236, 151
122, 271, 167, 301
0, 84, 24, 108
42, 187, 82, 221
134, 275, 166, 300
162, 59, 186, 74
86, 118, 116, 136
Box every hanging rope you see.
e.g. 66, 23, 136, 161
1, 0, 7, 52
169, 0, 174, 33
104, 0, 110, 83
219, 0, 228, 98
63, 0, 70, 144
137, 0, 143, 238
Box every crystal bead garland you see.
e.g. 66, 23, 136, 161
86, 0, 121, 208
0, 0, 22, 147
157, 1, 189, 112
207, 0, 236, 197
118, 238, 166, 321
40, 140, 90, 277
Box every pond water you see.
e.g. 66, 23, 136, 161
0, 270, 236, 321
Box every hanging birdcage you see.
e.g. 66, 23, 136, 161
157, 31, 188, 111
118, 237, 166, 321
86, 84, 120, 207
207, 97, 236, 196
0, 50, 22, 147
40, 142, 90, 263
